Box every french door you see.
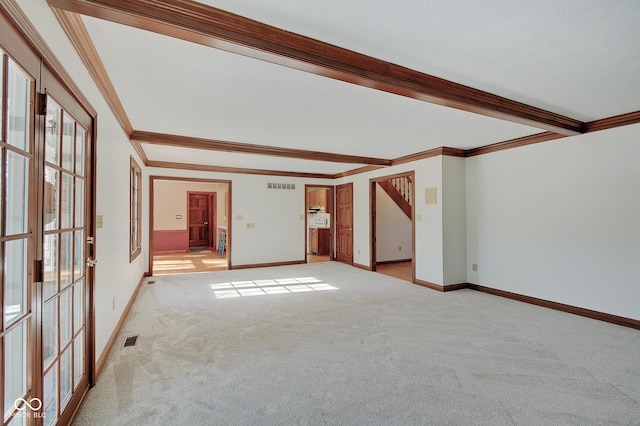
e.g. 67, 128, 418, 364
1, 10, 94, 425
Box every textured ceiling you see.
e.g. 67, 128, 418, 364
74, 1, 640, 175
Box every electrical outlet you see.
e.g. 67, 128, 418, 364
472, 263, 478, 272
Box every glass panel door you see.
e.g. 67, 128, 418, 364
42, 97, 88, 425
1, 52, 35, 425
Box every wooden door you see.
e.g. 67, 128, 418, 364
188, 193, 210, 247
336, 183, 353, 264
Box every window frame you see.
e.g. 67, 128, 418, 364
129, 156, 142, 262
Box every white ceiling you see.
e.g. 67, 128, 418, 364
77, 0, 640, 175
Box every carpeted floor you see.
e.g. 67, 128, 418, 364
74, 262, 640, 425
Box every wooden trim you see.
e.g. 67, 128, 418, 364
94, 272, 148, 380
583, 110, 640, 133
334, 165, 384, 179
392, 147, 464, 166
413, 279, 468, 292
147, 160, 335, 179
414, 279, 446, 292
231, 259, 306, 270
51, 8, 133, 136
352, 262, 372, 271
133, 130, 391, 166
47, 0, 583, 135
375, 258, 412, 265
464, 132, 565, 157
468, 284, 640, 330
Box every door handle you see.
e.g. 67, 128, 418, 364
86, 257, 98, 267
204, 221, 209, 225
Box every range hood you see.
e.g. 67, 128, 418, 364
308, 206, 321, 212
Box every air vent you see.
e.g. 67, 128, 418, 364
267, 183, 295, 190
147, 280, 156, 285
123, 336, 138, 347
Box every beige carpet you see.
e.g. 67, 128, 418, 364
74, 262, 640, 425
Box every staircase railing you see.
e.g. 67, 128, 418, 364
378, 175, 412, 219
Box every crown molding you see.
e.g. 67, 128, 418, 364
464, 132, 565, 157
132, 131, 391, 166
146, 160, 335, 179
583, 110, 640, 133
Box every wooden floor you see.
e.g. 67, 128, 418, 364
307, 254, 330, 263
152, 248, 227, 275
376, 261, 412, 282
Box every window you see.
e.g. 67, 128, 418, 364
130, 157, 142, 261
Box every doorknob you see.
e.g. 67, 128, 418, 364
204, 221, 209, 225
86, 257, 98, 267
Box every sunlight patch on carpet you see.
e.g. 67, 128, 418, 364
210, 277, 338, 298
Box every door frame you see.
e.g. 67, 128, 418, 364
149, 176, 232, 275
186, 191, 216, 249
304, 184, 335, 261
369, 171, 415, 282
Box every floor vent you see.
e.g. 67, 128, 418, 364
147, 280, 156, 285
123, 336, 138, 347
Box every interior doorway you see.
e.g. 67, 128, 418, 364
150, 177, 231, 275
305, 185, 334, 263
370, 172, 415, 282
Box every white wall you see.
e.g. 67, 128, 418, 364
442, 156, 467, 285
339, 156, 444, 284
147, 168, 334, 266
17, 0, 148, 360
375, 184, 412, 262
466, 123, 640, 320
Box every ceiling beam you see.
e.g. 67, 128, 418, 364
131, 130, 392, 166
146, 161, 335, 179
47, 0, 584, 136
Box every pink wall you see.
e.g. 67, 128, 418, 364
153, 230, 189, 253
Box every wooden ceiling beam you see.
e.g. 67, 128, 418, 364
47, 0, 584, 135
131, 130, 392, 166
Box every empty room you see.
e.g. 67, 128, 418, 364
1, 1, 639, 425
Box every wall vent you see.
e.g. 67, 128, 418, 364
267, 183, 295, 190
123, 336, 138, 347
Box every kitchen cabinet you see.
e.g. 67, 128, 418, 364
307, 189, 327, 211
310, 227, 331, 255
